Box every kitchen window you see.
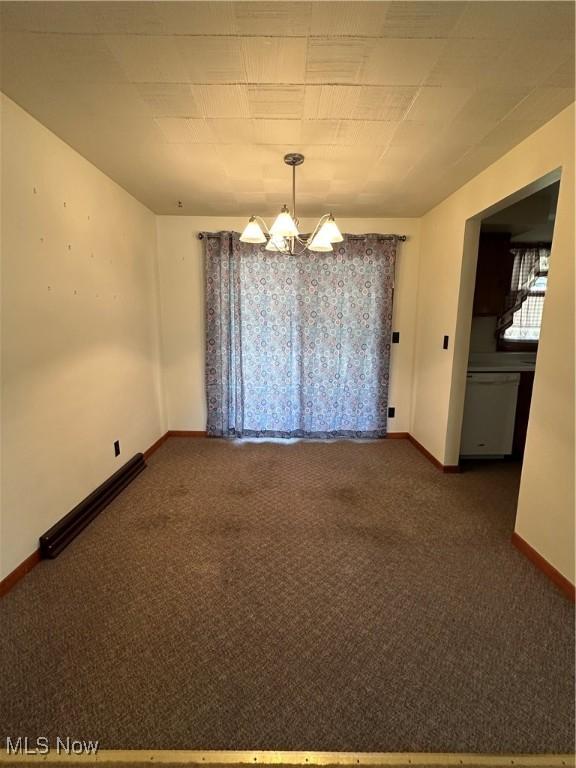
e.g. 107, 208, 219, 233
497, 246, 549, 350
501, 274, 547, 343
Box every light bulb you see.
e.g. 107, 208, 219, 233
317, 215, 343, 243
240, 217, 266, 244
269, 205, 299, 238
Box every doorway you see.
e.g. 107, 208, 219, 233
460, 180, 560, 463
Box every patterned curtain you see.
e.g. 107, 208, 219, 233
204, 232, 398, 439
496, 245, 550, 336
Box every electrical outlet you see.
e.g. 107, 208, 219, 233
114, 440, 120, 457
443, 335, 449, 350
388, 407, 395, 418
392, 331, 400, 343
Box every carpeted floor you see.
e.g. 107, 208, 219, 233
0, 438, 574, 754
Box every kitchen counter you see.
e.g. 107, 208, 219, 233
468, 352, 536, 372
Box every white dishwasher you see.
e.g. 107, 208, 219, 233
460, 372, 520, 457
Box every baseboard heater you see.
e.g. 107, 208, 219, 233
40, 453, 146, 559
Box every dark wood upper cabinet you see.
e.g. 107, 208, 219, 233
473, 233, 514, 316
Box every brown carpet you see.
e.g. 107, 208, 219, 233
0, 438, 573, 753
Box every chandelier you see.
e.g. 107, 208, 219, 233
239, 153, 343, 254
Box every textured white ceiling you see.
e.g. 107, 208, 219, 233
1, 1, 574, 216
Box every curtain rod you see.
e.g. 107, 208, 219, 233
509, 241, 552, 247
197, 233, 407, 241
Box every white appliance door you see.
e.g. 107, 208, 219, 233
460, 373, 520, 456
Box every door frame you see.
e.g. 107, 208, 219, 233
444, 168, 562, 466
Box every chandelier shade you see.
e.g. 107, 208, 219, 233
239, 153, 342, 255
317, 215, 344, 243
308, 231, 334, 252
269, 205, 299, 238
239, 216, 267, 244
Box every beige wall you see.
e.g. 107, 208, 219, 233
156, 216, 421, 434
0, 95, 165, 579
411, 103, 575, 583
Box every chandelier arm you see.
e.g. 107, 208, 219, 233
306, 213, 331, 245
294, 214, 331, 245
276, 236, 308, 257
289, 241, 311, 257
254, 215, 271, 235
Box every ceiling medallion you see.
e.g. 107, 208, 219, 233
239, 153, 343, 254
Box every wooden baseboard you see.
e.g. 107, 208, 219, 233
168, 430, 208, 437
0, 549, 41, 598
512, 532, 575, 602
407, 434, 460, 473
144, 432, 169, 460
386, 432, 410, 439
145, 431, 207, 460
